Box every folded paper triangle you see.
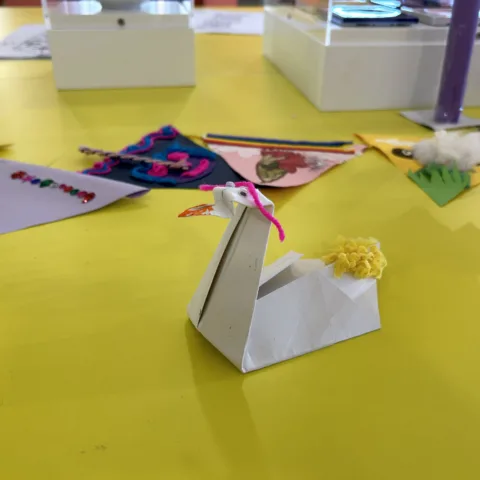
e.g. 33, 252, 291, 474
204, 135, 366, 187
81, 125, 244, 189
183, 184, 381, 372
357, 134, 480, 205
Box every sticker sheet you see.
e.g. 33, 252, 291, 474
0, 159, 148, 235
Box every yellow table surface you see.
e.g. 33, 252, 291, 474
2, 7, 480, 480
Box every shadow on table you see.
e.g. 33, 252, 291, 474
59, 87, 194, 109
185, 323, 271, 479
258, 184, 305, 213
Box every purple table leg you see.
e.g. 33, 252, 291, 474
434, 0, 480, 124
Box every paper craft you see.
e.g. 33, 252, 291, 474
0, 25, 50, 59
190, 10, 264, 35
180, 182, 382, 373
81, 125, 244, 189
358, 134, 480, 205
204, 134, 366, 187
408, 164, 470, 206
0, 159, 148, 235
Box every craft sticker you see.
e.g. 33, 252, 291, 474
11, 170, 96, 204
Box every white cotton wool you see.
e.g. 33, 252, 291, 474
413, 130, 480, 171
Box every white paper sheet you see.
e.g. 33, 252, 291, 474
0, 25, 50, 60
0, 159, 149, 235
259, 251, 303, 287
190, 10, 264, 35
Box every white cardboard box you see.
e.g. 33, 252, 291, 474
263, 6, 480, 111
46, 1, 195, 90
184, 184, 381, 373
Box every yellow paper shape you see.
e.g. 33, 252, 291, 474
357, 134, 480, 188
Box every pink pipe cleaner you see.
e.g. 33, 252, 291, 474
181, 159, 209, 178
199, 181, 285, 242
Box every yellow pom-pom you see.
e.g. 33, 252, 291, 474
322, 252, 339, 265
354, 260, 371, 279
321, 237, 387, 280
